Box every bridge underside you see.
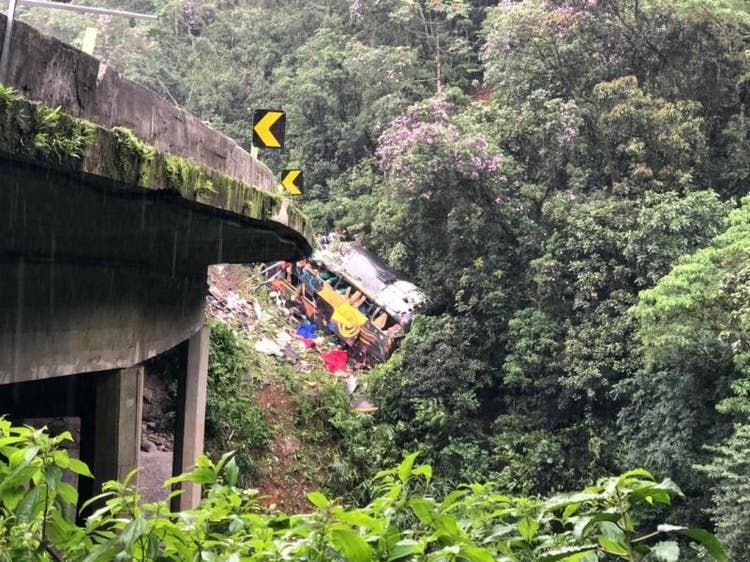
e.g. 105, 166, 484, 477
0, 156, 311, 510
0, 156, 307, 382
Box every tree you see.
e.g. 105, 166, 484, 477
624, 197, 750, 535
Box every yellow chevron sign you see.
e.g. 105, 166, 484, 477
252, 109, 285, 149
281, 169, 303, 196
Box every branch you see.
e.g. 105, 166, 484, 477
43, 543, 64, 562
631, 530, 662, 544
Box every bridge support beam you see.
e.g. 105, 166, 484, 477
79, 366, 144, 506
172, 325, 209, 510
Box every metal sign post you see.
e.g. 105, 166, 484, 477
0, 0, 18, 83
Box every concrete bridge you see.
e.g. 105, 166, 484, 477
0, 14, 313, 510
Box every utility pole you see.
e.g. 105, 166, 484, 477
0, 0, 156, 83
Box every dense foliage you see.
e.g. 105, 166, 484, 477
18, 0, 750, 557
205, 322, 271, 481
0, 421, 729, 561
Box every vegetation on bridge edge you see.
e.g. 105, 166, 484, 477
0, 83, 314, 245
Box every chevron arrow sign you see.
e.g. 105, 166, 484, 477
281, 169, 303, 196
252, 109, 286, 149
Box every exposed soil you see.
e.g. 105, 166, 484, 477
205, 263, 365, 513
252, 379, 322, 513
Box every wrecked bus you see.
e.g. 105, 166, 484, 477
268, 242, 427, 365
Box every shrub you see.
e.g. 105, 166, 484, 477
0, 421, 731, 561
205, 321, 271, 482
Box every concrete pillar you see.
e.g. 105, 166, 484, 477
79, 367, 144, 505
172, 325, 209, 511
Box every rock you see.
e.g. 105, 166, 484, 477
141, 439, 157, 453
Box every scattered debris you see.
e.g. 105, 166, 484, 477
207, 265, 257, 331
322, 350, 348, 374
207, 264, 379, 412
295, 322, 317, 339
255, 338, 283, 356
351, 398, 378, 414
345, 375, 357, 395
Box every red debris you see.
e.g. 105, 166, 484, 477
322, 350, 348, 373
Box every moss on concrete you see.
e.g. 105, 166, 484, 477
0, 86, 94, 167
0, 88, 315, 246
112, 126, 157, 185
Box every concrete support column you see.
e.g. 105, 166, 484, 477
93, 366, 144, 490
78, 366, 143, 515
172, 324, 209, 511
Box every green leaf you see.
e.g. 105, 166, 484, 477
543, 492, 603, 513
45, 465, 62, 493
433, 513, 462, 540
46, 509, 76, 544
410, 497, 435, 524
598, 535, 629, 557
121, 517, 146, 549
518, 517, 540, 543
16, 487, 42, 524
0, 464, 40, 494
0, 436, 25, 448
223, 457, 239, 487
397, 452, 420, 483
330, 526, 373, 562
122, 468, 139, 487
58, 481, 79, 505
215, 450, 235, 475
2, 486, 26, 510
627, 479, 683, 505
337, 511, 385, 533
21, 445, 41, 464
573, 512, 621, 540
166, 466, 215, 485
567, 553, 598, 562
657, 525, 729, 562
52, 450, 71, 469
617, 468, 655, 482
458, 544, 495, 562
307, 491, 330, 509
68, 457, 94, 478
599, 521, 625, 542
82, 540, 124, 562
412, 464, 432, 483
388, 539, 422, 561
538, 545, 598, 562
650, 541, 680, 562
80, 491, 116, 513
